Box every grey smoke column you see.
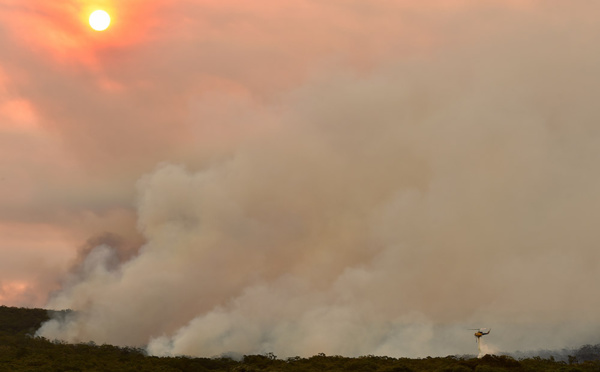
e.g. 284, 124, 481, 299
36, 2, 600, 358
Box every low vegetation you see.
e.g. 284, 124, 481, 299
0, 305, 598, 371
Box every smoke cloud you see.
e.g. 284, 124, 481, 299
37, 2, 600, 356
0, 0, 597, 358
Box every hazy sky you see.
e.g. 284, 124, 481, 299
2, 0, 600, 358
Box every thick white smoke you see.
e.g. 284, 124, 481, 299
37, 6, 600, 357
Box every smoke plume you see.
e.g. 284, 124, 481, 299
28, 0, 600, 358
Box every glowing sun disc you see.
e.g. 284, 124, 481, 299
89, 10, 111, 31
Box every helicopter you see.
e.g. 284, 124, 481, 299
469, 328, 491, 342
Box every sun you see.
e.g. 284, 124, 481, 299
89, 10, 111, 31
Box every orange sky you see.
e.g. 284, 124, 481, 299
0, 0, 580, 304
1, 0, 600, 357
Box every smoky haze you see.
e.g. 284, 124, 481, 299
26, 1, 600, 358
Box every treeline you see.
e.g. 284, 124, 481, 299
1, 305, 599, 371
